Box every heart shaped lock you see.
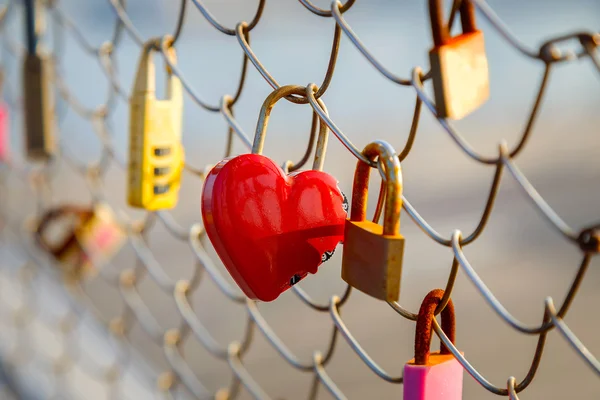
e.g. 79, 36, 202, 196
202, 85, 347, 302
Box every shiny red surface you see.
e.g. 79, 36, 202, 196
201, 154, 346, 302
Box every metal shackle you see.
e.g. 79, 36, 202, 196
349, 140, 402, 236
252, 85, 330, 171
414, 288, 456, 365
132, 35, 182, 104
429, 0, 478, 47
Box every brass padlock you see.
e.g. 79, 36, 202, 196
428, 0, 490, 120
23, 51, 55, 160
127, 36, 184, 210
341, 140, 404, 302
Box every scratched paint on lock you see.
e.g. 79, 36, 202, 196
201, 154, 347, 302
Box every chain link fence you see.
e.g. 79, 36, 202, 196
0, 0, 599, 399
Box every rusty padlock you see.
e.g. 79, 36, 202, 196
341, 140, 404, 302
127, 36, 184, 210
404, 289, 463, 400
428, 0, 490, 120
35, 203, 125, 282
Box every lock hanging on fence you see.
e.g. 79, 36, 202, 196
127, 36, 184, 210
428, 0, 490, 120
0, 71, 8, 162
22, 0, 56, 161
202, 85, 347, 302
341, 140, 404, 302
404, 289, 464, 400
35, 203, 125, 282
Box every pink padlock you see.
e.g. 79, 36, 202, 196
0, 102, 8, 162
404, 289, 463, 400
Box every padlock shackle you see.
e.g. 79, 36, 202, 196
132, 35, 180, 99
35, 205, 93, 261
253, 85, 330, 171
429, 0, 478, 47
24, 0, 37, 54
349, 140, 402, 236
414, 289, 456, 365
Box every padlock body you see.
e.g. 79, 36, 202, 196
23, 52, 55, 160
54, 205, 124, 282
202, 154, 347, 302
404, 352, 464, 400
128, 95, 184, 210
341, 219, 404, 301
0, 103, 8, 162
56, 242, 94, 282
429, 31, 489, 120
75, 204, 125, 269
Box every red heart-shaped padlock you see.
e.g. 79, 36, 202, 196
201, 154, 347, 302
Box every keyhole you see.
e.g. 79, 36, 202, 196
289, 274, 302, 286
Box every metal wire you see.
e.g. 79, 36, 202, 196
171, 0, 187, 46
191, 0, 266, 36
0, 0, 599, 399
299, 0, 355, 18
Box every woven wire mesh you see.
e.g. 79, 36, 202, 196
0, 0, 599, 399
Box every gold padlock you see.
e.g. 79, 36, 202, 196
23, 51, 55, 160
127, 36, 184, 210
428, 0, 490, 120
341, 140, 404, 302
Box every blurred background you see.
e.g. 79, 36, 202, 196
0, 0, 599, 399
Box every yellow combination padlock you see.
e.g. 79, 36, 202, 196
341, 140, 405, 302
22, 0, 55, 161
428, 0, 490, 120
128, 36, 184, 210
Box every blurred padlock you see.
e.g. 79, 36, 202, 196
0, 100, 8, 162
428, 0, 489, 120
0, 68, 8, 162
22, 0, 55, 160
404, 289, 463, 400
75, 203, 126, 268
127, 36, 184, 210
341, 140, 404, 302
23, 51, 55, 160
35, 203, 125, 282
